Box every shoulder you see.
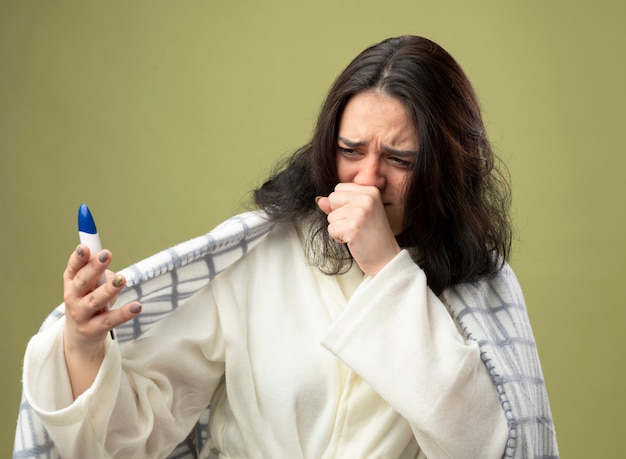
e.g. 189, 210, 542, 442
214, 212, 305, 279
447, 263, 525, 313
442, 263, 530, 343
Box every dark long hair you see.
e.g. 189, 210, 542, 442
254, 35, 512, 294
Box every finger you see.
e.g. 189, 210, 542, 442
327, 211, 357, 242
64, 244, 92, 281
334, 182, 378, 194
320, 184, 374, 214
75, 302, 142, 341
333, 183, 383, 208
334, 182, 358, 192
327, 188, 369, 211
77, 272, 127, 317
103, 271, 124, 307
316, 196, 332, 215
70, 249, 113, 298
98, 302, 143, 333
327, 223, 348, 244
326, 192, 375, 224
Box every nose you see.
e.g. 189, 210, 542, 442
353, 158, 386, 189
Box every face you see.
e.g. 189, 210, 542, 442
336, 91, 418, 235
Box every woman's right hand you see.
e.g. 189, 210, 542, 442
62, 244, 142, 398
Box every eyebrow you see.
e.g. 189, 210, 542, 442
337, 136, 418, 157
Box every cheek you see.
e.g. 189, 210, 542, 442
336, 158, 354, 183
390, 171, 410, 198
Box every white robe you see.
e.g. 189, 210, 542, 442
15, 211, 559, 458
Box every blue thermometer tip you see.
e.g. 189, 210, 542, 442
78, 204, 98, 234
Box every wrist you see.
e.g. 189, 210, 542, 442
365, 241, 402, 277
63, 324, 106, 360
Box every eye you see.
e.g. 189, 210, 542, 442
337, 146, 360, 157
388, 156, 413, 169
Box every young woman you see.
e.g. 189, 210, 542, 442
19, 36, 558, 458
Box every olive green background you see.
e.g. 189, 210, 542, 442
1, 1, 624, 457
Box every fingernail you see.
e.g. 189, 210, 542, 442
76, 245, 85, 257
130, 304, 142, 314
112, 275, 124, 288
98, 250, 110, 263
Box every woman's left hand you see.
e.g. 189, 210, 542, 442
317, 183, 401, 276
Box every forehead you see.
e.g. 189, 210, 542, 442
338, 91, 418, 148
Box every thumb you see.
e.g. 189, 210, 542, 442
316, 196, 332, 215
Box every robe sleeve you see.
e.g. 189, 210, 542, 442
321, 250, 509, 458
22, 283, 225, 459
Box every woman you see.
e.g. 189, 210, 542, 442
19, 36, 558, 458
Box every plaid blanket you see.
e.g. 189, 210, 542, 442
13, 210, 558, 458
